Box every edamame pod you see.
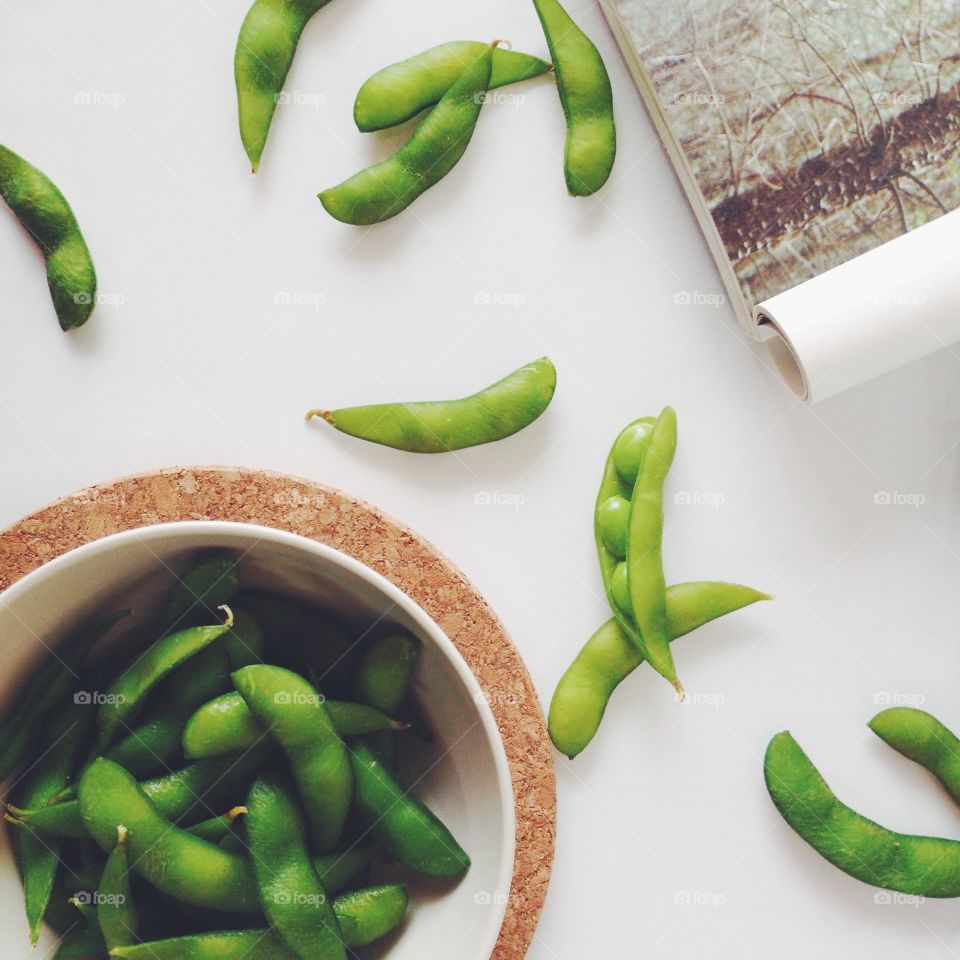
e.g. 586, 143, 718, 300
765, 731, 960, 897
15, 751, 267, 837
532, 0, 616, 195
354, 42, 552, 131
233, 665, 352, 852
246, 776, 346, 960
163, 554, 240, 630
96, 611, 234, 749
312, 847, 373, 896
105, 643, 233, 779
869, 707, 960, 805
0, 144, 98, 330
97, 826, 137, 951
594, 419, 652, 639
183, 691, 406, 759
235, 0, 333, 172
354, 632, 419, 714
319, 41, 497, 224
626, 407, 680, 693
350, 743, 469, 877
549, 581, 771, 758
109, 886, 408, 958
0, 610, 128, 782
307, 356, 557, 453
77, 759, 259, 913
14, 701, 94, 944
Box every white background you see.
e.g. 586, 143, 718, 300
3, 1, 960, 957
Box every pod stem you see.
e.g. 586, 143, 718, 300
218, 605, 235, 629
304, 409, 333, 423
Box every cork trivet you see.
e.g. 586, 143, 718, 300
0, 466, 555, 959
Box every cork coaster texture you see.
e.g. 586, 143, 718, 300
0, 466, 555, 959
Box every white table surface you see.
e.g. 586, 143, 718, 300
4, 1, 960, 957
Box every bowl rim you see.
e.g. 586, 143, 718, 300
1, 518, 517, 956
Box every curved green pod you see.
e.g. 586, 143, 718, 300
549, 581, 770, 758
869, 707, 960, 806
108, 887, 408, 958
307, 356, 557, 453
77, 759, 259, 913
765, 731, 960, 897
0, 144, 97, 330
319, 42, 496, 224
354, 42, 551, 132
235, 0, 333, 172
532, 0, 616, 195
350, 742, 469, 877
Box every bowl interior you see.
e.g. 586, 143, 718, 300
0, 520, 515, 959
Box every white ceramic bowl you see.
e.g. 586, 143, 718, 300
0, 520, 516, 959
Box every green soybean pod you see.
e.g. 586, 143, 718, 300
594, 419, 653, 637
312, 846, 374, 896
233, 665, 352, 852
0, 144, 98, 330
0, 610, 128, 782
626, 407, 680, 694
350, 742, 469, 877
96, 611, 234, 749
235, 0, 332, 172
183, 691, 405, 759
765, 731, 960, 897
77, 758, 259, 913
97, 826, 137, 951
109, 886, 408, 959
330, 884, 407, 947
869, 708, 960, 805
549, 581, 771, 758
354, 42, 552, 132
15, 749, 267, 837
105, 643, 233, 779
319, 41, 496, 224
186, 806, 248, 843
532, 0, 615, 195
307, 357, 557, 454
246, 776, 346, 960
354, 633, 420, 714
14, 701, 94, 944
163, 554, 240, 630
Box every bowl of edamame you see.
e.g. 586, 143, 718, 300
0, 520, 515, 960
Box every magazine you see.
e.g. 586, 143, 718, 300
600, 0, 960, 400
